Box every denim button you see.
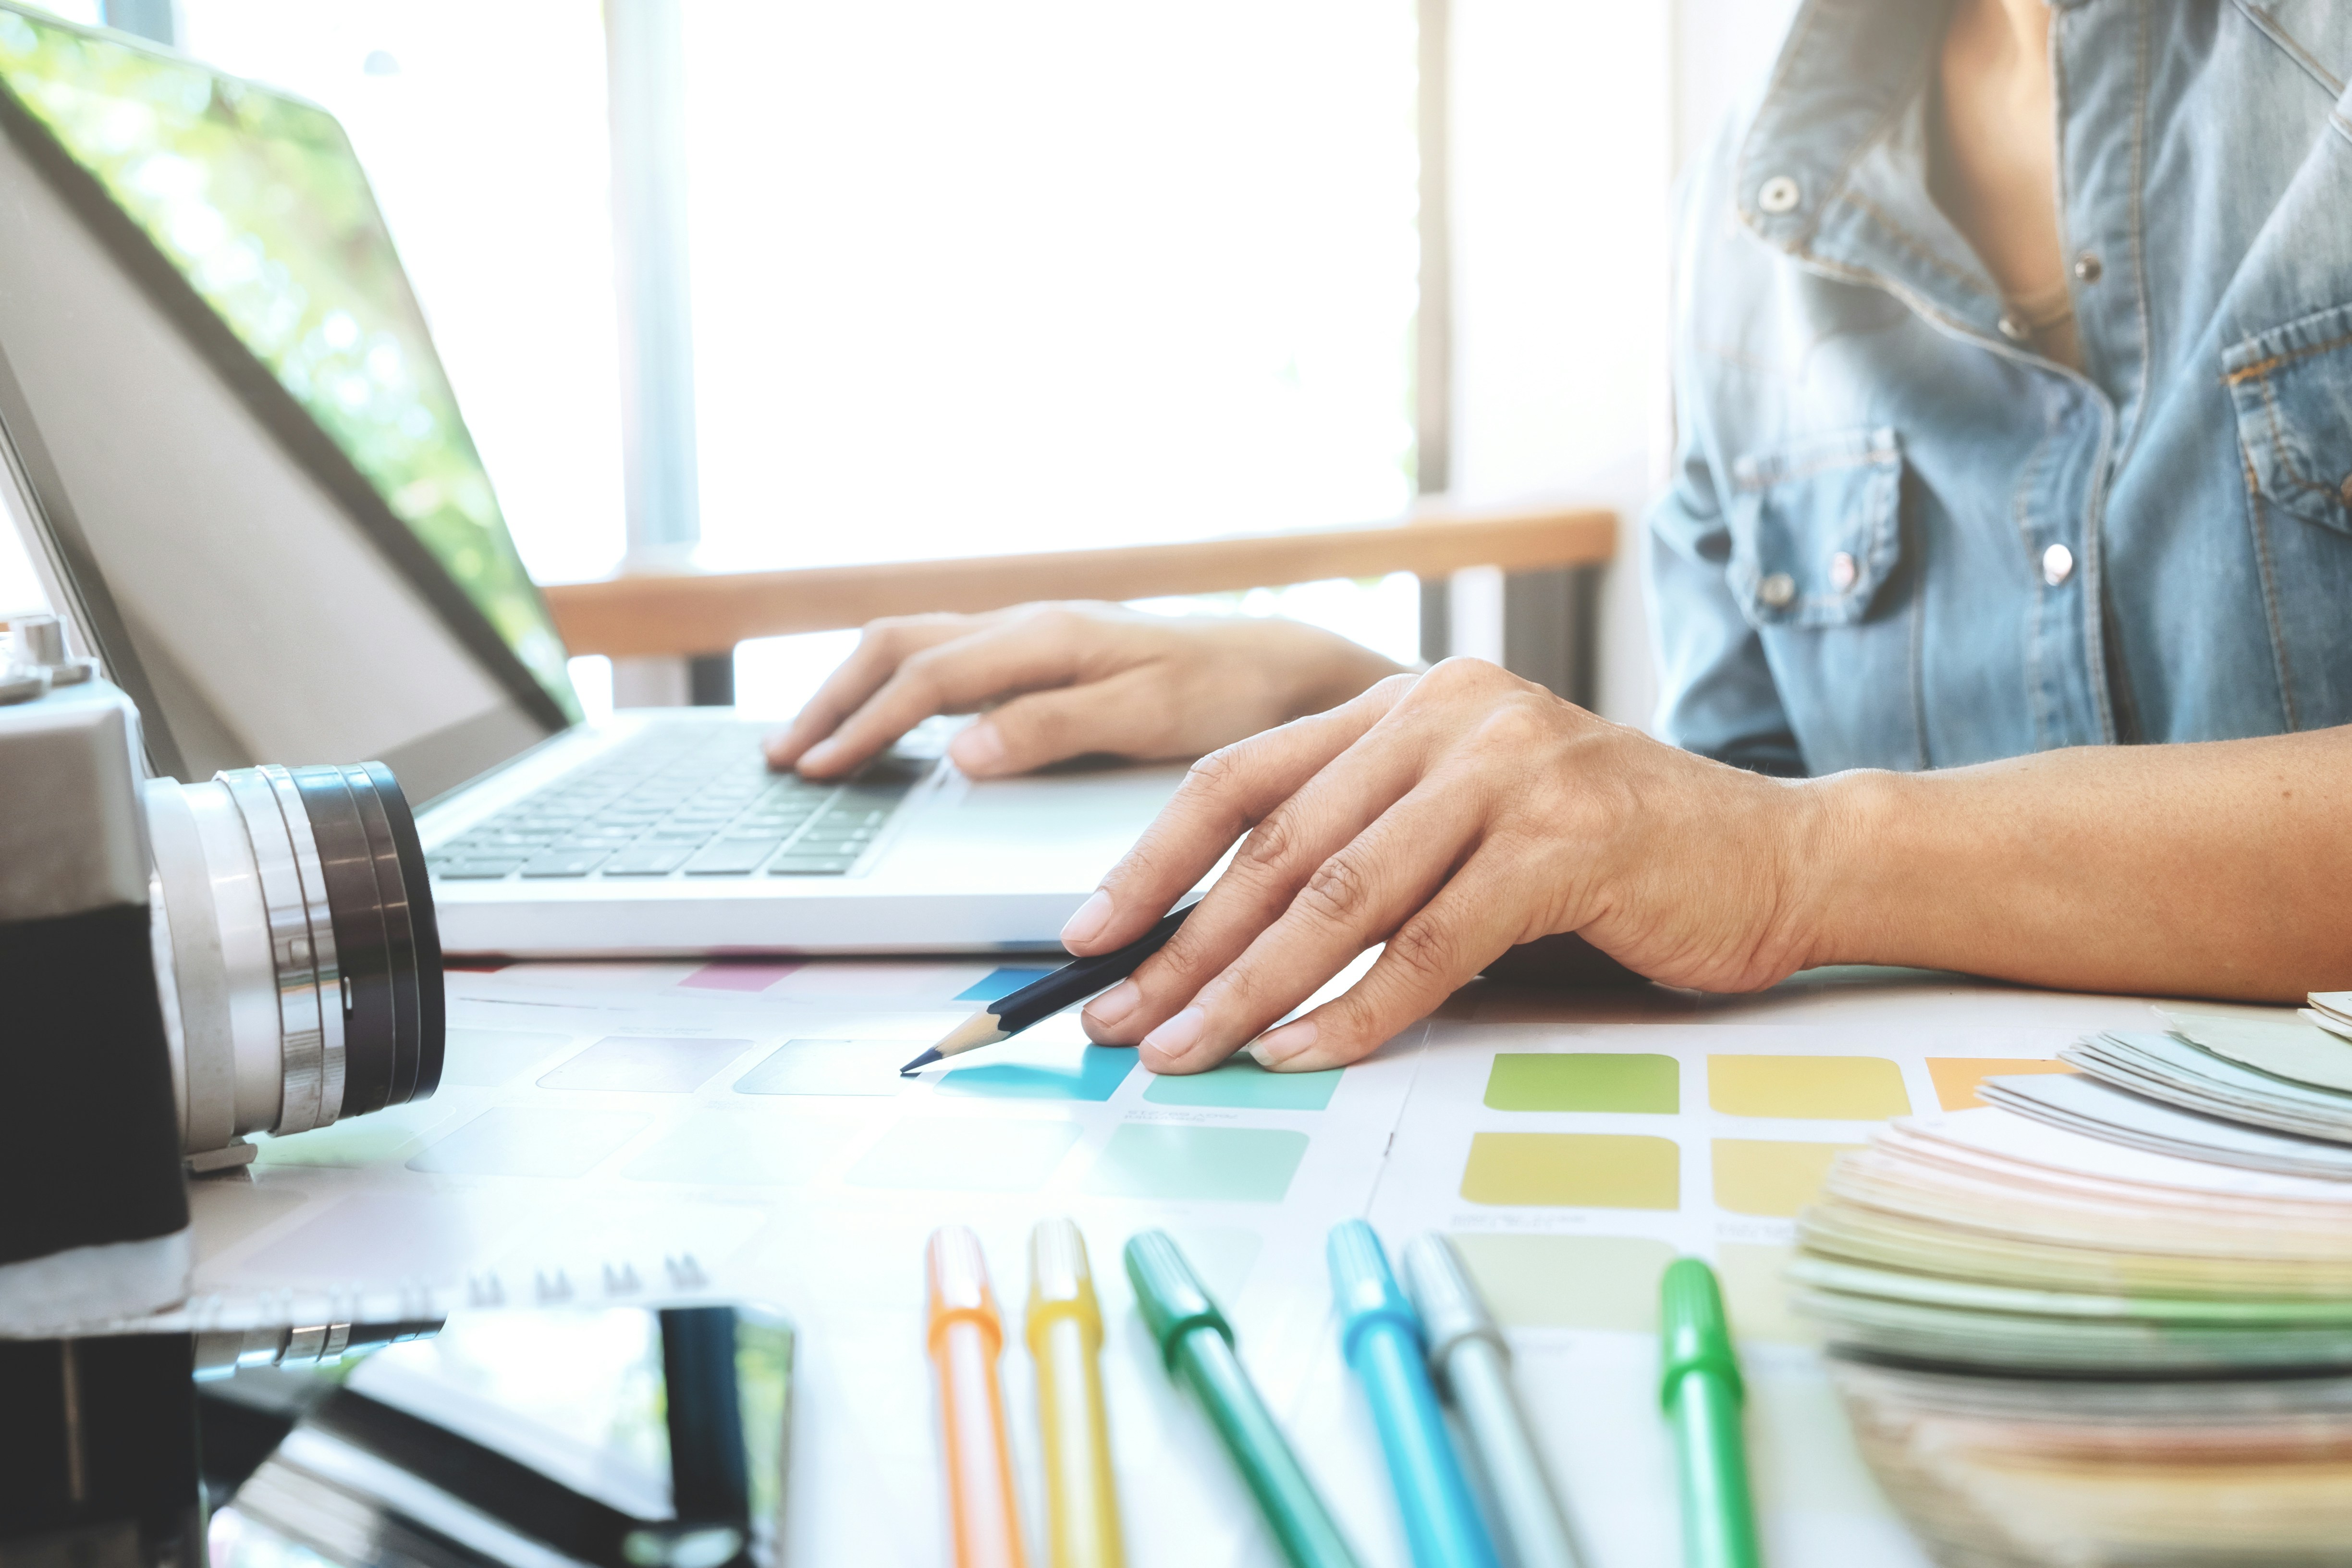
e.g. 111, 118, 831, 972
1828, 551, 1858, 591
1757, 175, 1801, 215
2073, 252, 2103, 282
1998, 313, 2030, 342
2042, 543, 2075, 586
1758, 572, 1797, 608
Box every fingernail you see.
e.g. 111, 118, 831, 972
1252, 1018, 1317, 1066
1061, 888, 1113, 947
798, 739, 839, 773
1141, 1005, 1206, 1059
1085, 979, 1140, 1029
950, 721, 1004, 773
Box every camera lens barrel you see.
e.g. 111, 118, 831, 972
287, 763, 443, 1115
145, 761, 441, 1155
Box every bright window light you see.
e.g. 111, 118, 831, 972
682, 3, 1424, 631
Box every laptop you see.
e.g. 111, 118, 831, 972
0, 8, 1179, 956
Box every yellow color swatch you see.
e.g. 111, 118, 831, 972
1707, 1055, 1909, 1119
1711, 1139, 1862, 1217
1459, 1132, 1679, 1209
1447, 1234, 1678, 1330
1926, 1056, 2077, 1111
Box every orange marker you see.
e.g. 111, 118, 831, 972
927, 1225, 1030, 1568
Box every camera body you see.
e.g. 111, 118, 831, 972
0, 620, 442, 1332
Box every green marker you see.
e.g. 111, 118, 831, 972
1123, 1230, 1360, 1568
1659, 1259, 1761, 1568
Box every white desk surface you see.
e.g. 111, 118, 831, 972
170, 957, 2173, 1567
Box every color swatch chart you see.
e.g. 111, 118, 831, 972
152, 957, 2176, 1567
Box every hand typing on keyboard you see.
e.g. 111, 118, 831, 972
763, 602, 1408, 781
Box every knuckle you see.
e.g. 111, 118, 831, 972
1294, 853, 1376, 928
1384, 915, 1457, 985
1470, 696, 1552, 754
1183, 743, 1245, 797
1232, 809, 1297, 878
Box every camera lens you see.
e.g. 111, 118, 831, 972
145, 761, 442, 1161
286, 763, 444, 1115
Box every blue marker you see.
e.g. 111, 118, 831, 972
1327, 1221, 1501, 1568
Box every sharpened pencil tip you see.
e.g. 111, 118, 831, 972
899, 1047, 942, 1076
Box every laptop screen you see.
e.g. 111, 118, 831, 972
0, 7, 581, 796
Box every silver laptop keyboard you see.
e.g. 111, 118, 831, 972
426, 724, 924, 882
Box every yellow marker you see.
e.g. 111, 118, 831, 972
1027, 1217, 1125, 1568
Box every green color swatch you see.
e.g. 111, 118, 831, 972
1142, 1056, 1342, 1110
1082, 1125, 1309, 1203
845, 1117, 1082, 1192
1484, 1052, 1678, 1113
1459, 1132, 1680, 1209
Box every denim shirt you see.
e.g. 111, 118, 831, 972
1646, 0, 2352, 776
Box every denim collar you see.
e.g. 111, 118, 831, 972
1734, 0, 2022, 344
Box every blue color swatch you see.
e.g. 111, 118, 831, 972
939, 1045, 1135, 1102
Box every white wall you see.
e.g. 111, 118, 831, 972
1444, 0, 1797, 729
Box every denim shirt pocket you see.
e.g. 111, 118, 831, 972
2225, 300, 2352, 537
1723, 427, 1922, 772
1726, 427, 1905, 626
2223, 301, 2352, 729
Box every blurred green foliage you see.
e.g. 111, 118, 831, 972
0, 8, 579, 719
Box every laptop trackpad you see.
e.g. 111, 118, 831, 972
888, 763, 1189, 887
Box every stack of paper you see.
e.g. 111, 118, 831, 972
1795, 994, 2352, 1564
2309, 992, 2352, 1041
1833, 1361, 2352, 1568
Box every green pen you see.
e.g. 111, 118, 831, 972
1659, 1258, 1762, 1568
1123, 1231, 1360, 1568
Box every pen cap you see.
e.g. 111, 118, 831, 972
926, 1225, 1004, 1357
1123, 1230, 1233, 1371
1325, 1221, 1422, 1364
1657, 1258, 1742, 1409
1026, 1215, 1103, 1355
1400, 1234, 1510, 1374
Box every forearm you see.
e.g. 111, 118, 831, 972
1805, 728, 2352, 1001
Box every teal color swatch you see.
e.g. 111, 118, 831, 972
956, 967, 1056, 1002
1142, 1056, 1341, 1111
940, 1045, 1134, 1102
1082, 1125, 1309, 1203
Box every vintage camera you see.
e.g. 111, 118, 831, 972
0, 617, 442, 1331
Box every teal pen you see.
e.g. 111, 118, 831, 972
1124, 1230, 1360, 1568
1401, 1235, 1585, 1568
1326, 1221, 1500, 1568
1659, 1259, 1762, 1568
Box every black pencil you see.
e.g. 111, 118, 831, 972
900, 898, 1201, 1075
